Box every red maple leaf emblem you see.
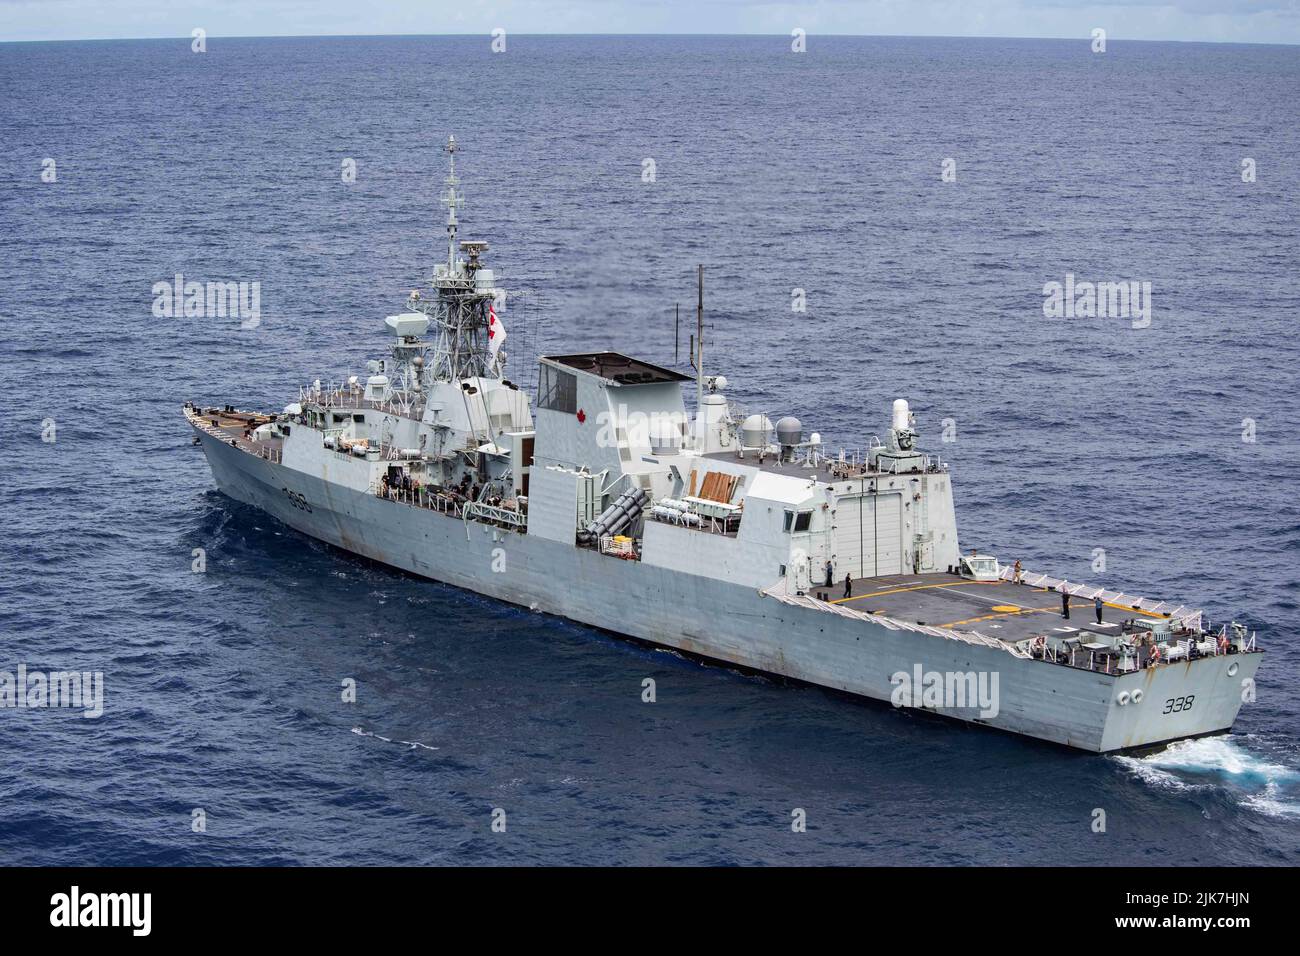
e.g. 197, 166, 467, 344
577, 408, 586, 424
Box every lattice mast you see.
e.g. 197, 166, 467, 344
407, 135, 502, 384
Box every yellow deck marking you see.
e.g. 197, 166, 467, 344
941, 598, 1165, 628
1101, 599, 1164, 618
941, 602, 1077, 628
830, 579, 1001, 605
1016, 584, 1162, 618
830, 577, 1169, 627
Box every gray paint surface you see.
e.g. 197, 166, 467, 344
194, 426, 1259, 753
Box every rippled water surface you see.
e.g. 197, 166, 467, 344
1, 35, 1297, 864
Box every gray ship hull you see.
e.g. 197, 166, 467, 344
194, 427, 1260, 753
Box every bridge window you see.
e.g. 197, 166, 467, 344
538, 365, 577, 414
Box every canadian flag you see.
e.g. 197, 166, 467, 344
487, 302, 507, 363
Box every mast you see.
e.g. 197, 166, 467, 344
443, 135, 462, 271
409, 135, 501, 386
696, 264, 704, 414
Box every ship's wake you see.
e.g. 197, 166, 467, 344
1114, 735, 1300, 817
351, 727, 439, 752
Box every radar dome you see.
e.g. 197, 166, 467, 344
776, 416, 802, 447
741, 414, 772, 449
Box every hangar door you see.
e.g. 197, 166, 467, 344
833, 493, 904, 579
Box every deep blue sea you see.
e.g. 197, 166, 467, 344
1, 35, 1298, 865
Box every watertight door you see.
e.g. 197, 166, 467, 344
833, 493, 905, 579
872, 493, 904, 576
833, 497, 865, 579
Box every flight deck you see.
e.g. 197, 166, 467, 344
803, 572, 1165, 646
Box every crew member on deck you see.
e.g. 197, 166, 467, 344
1060, 584, 1070, 619
1013, 559, 1023, 584
1094, 595, 1104, 624
843, 574, 852, 599
825, 559, 834, 588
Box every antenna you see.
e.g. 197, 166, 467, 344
442, 135, 464, 271
674, 302, 680, 364
696, 265, 704, 415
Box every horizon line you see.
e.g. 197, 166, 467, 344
1, 31, 1297, 48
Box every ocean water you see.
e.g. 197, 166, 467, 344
1, 34, 1298, 865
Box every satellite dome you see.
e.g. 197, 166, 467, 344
741, 414, 772, 449
776, 416, 802, 447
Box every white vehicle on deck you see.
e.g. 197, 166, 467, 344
958, 555, 1001, 581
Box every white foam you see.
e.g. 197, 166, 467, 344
352, 726, 439, 751
1114, 736, 1299, 815
1140, 736, 1293, 781
1243, 783, 1300, 819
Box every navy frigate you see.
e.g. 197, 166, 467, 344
186, 137, 1261, 753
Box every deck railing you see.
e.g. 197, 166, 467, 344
300, 384, 422, 420
370, 482, 528, 531
185, 406, 282, 463
999, 566, 1204, 631
761, 581, 1255, 673
760, 585, 1033, 659
648, 510, 739, 537
463, 500, 527, 530
372, 482, 459, 513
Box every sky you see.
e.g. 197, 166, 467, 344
1, 0, 1299, 44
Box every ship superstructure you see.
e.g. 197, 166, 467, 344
185, 138, 1261, 753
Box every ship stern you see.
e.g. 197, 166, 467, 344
1098, 650, 1262, 752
